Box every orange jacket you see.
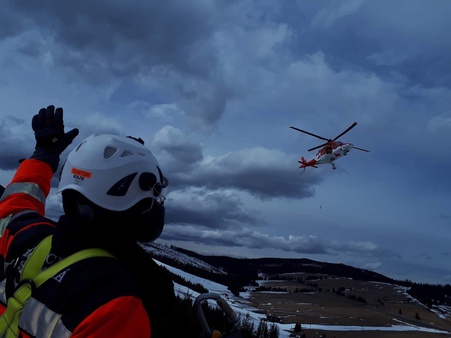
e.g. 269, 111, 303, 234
0, 159, 152, 337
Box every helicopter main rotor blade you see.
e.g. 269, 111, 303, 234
353, 146, 370, 152
333, 122, 357, 140
308, 142, 328, 152
289, 126, 329, 141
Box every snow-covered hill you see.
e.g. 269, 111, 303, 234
142, 242, 226, 275
142, 242, 451, 338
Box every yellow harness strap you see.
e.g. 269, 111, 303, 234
0, 235, 114, 338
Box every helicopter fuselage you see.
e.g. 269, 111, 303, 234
315, 142, 353, 165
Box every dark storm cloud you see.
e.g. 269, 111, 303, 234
0, 110, 131, 178
152, 126, 204, 171
246, 0, 451, 90
295, 0, 451, 88
5, 1, 216, 77
2, 1, 232, 132
0, 116, 32, 169
151, 126, 318, 231
0, 150, 22, 170
162, 226, 328, 255
152, 126, 324, 200
152, 126, 321, 232
2, 0, 451, 284
161, 226, 389, 257
165, 188, 263, 230
190, 148, 321, 200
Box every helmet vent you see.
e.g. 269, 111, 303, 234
121, 151, 134, 157
104, 146, 118, 159
107, 173, 138, 196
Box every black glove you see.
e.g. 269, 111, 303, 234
30, 105, 79, 172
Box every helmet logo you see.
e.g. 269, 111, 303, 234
70, 167, 92, 185
71, 167, 92, 179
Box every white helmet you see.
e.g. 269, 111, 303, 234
58, 133, 168, 211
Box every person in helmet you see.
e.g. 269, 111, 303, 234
0, 105, 175, 337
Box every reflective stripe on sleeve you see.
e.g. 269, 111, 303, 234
20, 297, 71, 338
0, 215, 12, 237
0, 211, 36, 238
0, 279, 6, 304
0, 182, 46, 204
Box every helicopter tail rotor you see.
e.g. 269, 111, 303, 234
298, 156, 318, 168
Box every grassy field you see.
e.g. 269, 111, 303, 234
245, 273, 451, 338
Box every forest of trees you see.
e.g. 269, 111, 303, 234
405, 282, 451, 307
155, 294, 280, 338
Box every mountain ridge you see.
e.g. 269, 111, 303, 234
167, 244, 398, 284
144, 242, 451, 309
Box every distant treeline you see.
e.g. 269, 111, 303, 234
148, 247, 258, 295
404, 282, 451, 307
148, 245, 451, 307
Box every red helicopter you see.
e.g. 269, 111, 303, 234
290, 122, 369, 171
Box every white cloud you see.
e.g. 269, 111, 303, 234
428, 114, 451, 133
312, 0, 365, 29
363, 262, 382, 270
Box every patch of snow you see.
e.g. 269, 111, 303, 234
154, 258, 451, 337
142, 242, 226, 274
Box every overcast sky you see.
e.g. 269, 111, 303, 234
1, 0, 450, 285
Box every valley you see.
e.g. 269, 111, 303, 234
145, 243, 451, 337
245, 273, 451, 337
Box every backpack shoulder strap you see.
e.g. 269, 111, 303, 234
20, 235, 53, 280
21, 235, 115, 281
0, 235, 114, 338
33, 245, 115, 288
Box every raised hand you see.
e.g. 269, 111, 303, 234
31, 105, 79, 172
